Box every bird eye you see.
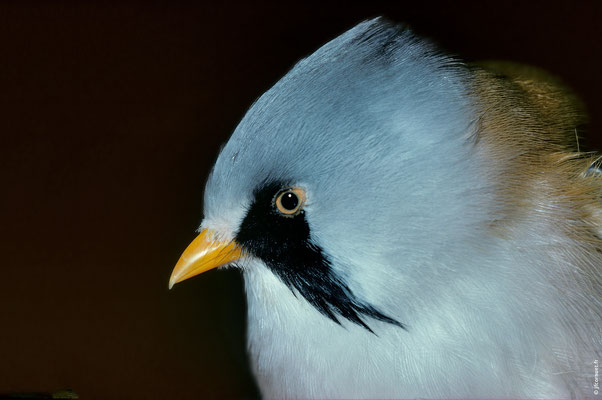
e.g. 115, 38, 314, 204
275, 188, 305, 216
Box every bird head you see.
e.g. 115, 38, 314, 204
169, 19, 492, 332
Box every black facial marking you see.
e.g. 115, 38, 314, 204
235, 182, 405, 333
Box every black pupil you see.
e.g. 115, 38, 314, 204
280, 192, 299, 211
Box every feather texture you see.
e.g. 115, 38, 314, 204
199, 18, 601, 399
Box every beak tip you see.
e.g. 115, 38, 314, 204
168, 276, 177, 290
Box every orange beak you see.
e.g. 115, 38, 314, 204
169, 228, 244, 289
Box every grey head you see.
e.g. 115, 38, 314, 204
201, 18, 483, 330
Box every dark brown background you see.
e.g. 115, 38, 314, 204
1, 1, 600, 399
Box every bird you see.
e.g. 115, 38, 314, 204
169, 18, 601, 399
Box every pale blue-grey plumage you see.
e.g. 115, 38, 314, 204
195, 18, 600, 399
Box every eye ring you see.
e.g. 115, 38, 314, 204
274, 187, 305, 216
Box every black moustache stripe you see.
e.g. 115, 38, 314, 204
235, 181, 405, 333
